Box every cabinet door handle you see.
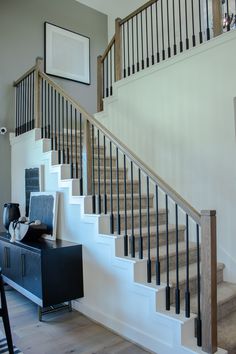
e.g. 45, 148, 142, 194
21, 254, 26, 277
4, 247, 10, 268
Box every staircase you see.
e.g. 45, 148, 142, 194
43, 129, 236, 354
11, 0, 236, 353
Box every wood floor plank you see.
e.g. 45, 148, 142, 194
0, 288, 152, 354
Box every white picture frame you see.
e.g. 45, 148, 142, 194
44, 22, 90, 84
29, 191, 59, 240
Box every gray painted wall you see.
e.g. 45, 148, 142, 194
0, 0, 107, 229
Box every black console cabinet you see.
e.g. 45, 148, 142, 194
0, 233, 84, 309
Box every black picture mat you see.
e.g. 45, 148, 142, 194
25, 168, 40, 217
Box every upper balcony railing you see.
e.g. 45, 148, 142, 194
97, 0, 236, 111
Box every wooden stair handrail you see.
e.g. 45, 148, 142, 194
101, 35, 115, 62
13, 64, 38, 87
120, 0, 158, 25
39, 70, 201, 224
13, 57, 43, 87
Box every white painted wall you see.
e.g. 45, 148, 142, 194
96, 30, 236, 283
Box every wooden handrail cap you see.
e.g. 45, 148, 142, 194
201, 210, 216, 216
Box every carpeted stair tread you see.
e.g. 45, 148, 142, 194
124, 224, 185, 238
183, 281, 236, 320
218, 310, 236, 354
114, 208, 166, 217
153, 262, 225, 286
143, 241, 197, 260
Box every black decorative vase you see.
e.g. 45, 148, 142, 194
3, 203, 21, 231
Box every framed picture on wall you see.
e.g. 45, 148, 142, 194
44, 22, 90, 84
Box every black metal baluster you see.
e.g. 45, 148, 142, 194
106, 57, 109, 97
130, 161, 135, 257
70, 104, 73, 178
23, 79, 26, 133
75, 109, 78, 180
79, 113, 83, 195
141, 12, 145, 69
145, 8, 149, 67
151, 5, 155, 65
18, 83, 21, 135
110, 50, 113, 96
124, 155, 128, 256
61, 97, 65, 163
32, 73, 35, 129
92, 125, 96, 213
127, 20, 131, 76
103, 135, 107, 213
28, 76, 30, 131
206, 0, 210, 40
155, 1, 160, 62
23, 80, 26, 133
26, 76, 29, 131
123, 24, 127, 78
131, 17, 135, 73
172, 0, 177, 55
147, 176, 151, 283
136, 15, 140, 71
25, 78, 27, 132
166, 0, 171, 57
116, 147, 121, 234
198, 0, 203, 43
54, 89, 57, 150
138, 169, 143, 259
20, 81, 23, 134
185, 214, 190, 317
44, 80, 47, 137
165, 195, 170, 310
17, 84, 19, 135
102, 61, 105, 99
110, 141, 114, 233
161, 0, 165, 60
175, 204, 180, 314
179, 0, 183, 52
226, 0, 230, 31
155, 185, 160, 285
29, 75, 31, 130
191, 0, 196, 46
47, 83, 50, 138
22, 81, 24, 133
58, 93, 61, 163
17, 84, 20, 135
185, 0, 189, 49
97, 130, 101, 214
196, 224, 202, 346
15, 85, 18, 136
41, 79, 44, 137
66, 101, 69, 164
50, 86, 54, 150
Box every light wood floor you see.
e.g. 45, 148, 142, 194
1, 288, 152, 354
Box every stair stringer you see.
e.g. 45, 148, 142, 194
10, 129, 227, 354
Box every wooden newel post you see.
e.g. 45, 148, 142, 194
201, 210, 217, 354
115, 18, 122, 82
82, 118, 92, 195
97, 55, 104, 112
212, 0, 223, 37
34, 57, 43, 129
